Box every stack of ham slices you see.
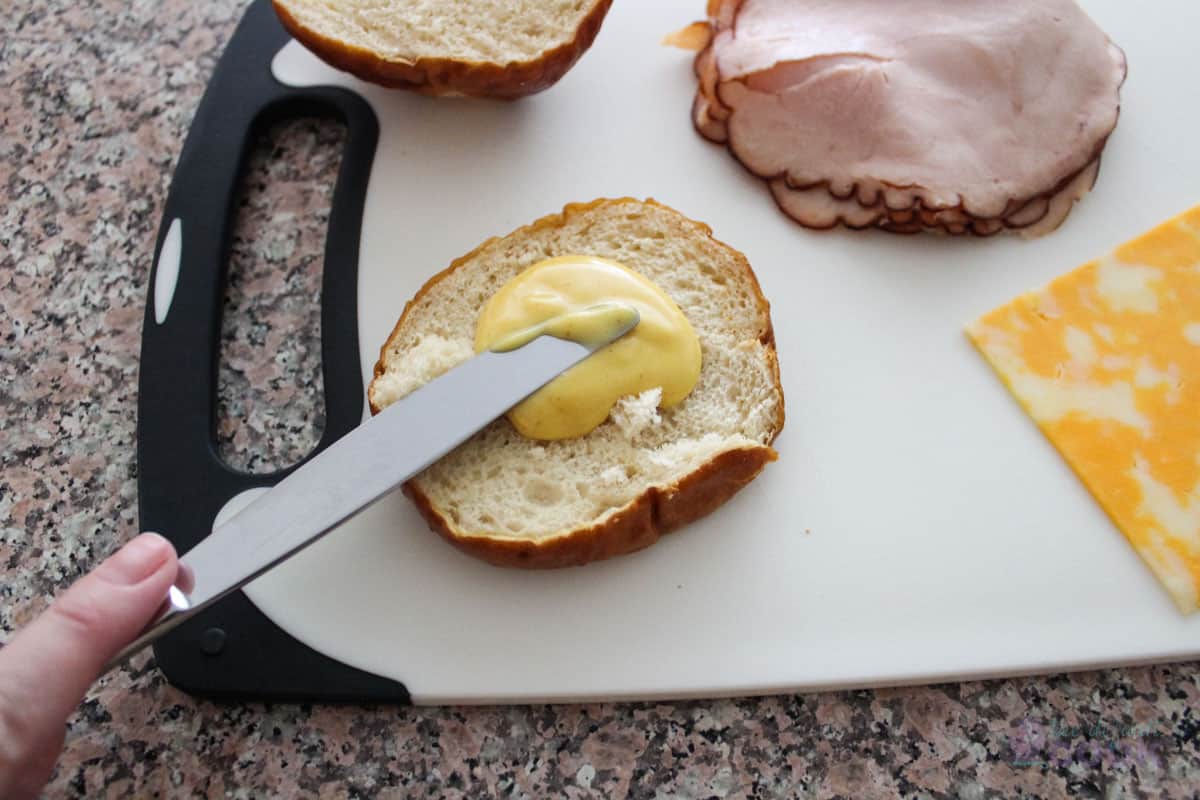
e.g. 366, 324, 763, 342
680, 0, 1128, 236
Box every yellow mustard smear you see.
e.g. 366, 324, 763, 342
474, 255, 702, 440
488, 302, 640, 354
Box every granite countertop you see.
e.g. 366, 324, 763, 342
3, 1, 1199, 797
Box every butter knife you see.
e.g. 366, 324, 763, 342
108, 310, 639, 670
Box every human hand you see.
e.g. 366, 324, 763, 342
0, 533, 180, 800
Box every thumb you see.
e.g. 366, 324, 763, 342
0, 533, 178, 737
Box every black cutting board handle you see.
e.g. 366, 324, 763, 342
137, 0, 408, 702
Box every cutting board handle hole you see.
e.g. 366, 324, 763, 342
216, 115, 349, 474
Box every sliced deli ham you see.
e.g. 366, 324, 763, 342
689, 0, 1127, 237
769, 158, 1101, 236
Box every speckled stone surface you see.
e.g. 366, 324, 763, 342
2, 1, 1200, 797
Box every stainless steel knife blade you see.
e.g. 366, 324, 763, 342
109, 311, 638, 669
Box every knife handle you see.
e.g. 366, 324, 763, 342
104, 578, 195, 673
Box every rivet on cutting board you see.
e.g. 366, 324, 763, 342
200, 627, 226, 656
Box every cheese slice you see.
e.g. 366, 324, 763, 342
967, 205, 1200, 613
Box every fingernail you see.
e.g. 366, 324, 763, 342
99, 533, 172, 585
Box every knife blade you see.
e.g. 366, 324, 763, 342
108, 309, 639, 669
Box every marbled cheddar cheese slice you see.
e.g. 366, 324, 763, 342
968, 206, 1200, 613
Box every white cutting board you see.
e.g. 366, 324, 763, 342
237, 0, 1200, 704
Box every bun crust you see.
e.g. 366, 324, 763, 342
272, 0, 614, 99
370, 198, 785, 568
407, 445, 778, 568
